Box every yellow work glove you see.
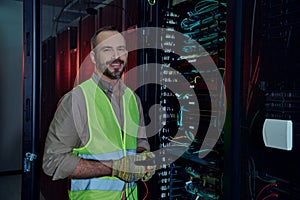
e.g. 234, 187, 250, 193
112, 154, 147, 182
141, 151, 156, 182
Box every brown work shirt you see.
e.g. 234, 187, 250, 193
43, 73, 150, 180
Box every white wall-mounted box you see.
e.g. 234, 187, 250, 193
263, 119, 293, 151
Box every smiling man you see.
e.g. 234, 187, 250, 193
43, 26, 156, 200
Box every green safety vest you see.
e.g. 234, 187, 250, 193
69, 78, 140, 200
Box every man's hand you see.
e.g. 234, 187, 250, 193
112, 154, 147, 182
140, 151, 156, 182
112, 151, 156, 182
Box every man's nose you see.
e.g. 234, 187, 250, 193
111, 49, 120, 59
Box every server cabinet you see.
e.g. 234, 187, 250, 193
22, 0, 42, 199
56, 27, 77, 102
136, 0, 230, 199
240, 0, 300, 199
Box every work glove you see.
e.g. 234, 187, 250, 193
140, 150, 156, 182
112, 154, 147, 182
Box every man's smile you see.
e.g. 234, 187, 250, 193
106, 59, 125, 71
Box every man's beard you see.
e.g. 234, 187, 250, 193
99, 58, 126, 80
102, 66, 125, 80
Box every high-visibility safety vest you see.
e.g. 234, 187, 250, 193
69, 78, 140, 200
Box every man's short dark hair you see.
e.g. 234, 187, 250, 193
91, 25, 120, 49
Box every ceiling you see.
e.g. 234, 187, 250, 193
15, 0, 114, 24
42, 0, 112, 7
13, 0, 115, 38
42, 0, 72, 7
44, 0, 114, 23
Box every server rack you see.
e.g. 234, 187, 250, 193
241, 0, 300, 199
22, 0, 42, 199
141, 1, 229, 199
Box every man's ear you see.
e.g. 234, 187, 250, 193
90, 51, 96, 64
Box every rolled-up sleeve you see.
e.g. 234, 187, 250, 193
136, 95, 150, 151
43, 89, 85, 180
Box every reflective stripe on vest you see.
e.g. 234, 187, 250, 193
71, 178, 136, 191
77, 149, 136, 161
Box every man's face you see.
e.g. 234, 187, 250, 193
92, 30, 128, 79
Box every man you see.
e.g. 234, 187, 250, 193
43, 26, 155, 200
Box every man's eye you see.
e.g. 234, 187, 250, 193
118, 47, 126, 52
103, 48, 112, 52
